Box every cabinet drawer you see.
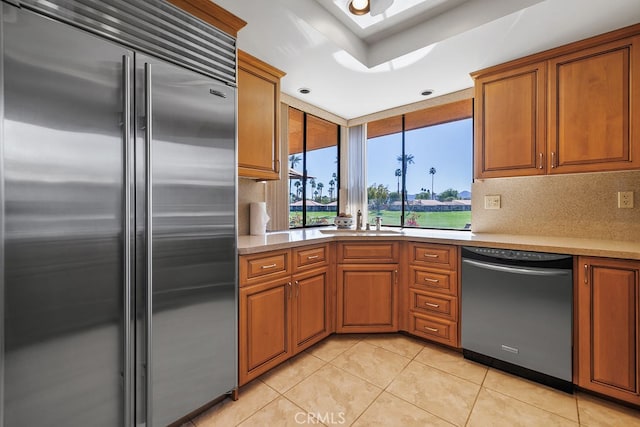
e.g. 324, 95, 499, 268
410, 243, 457, 270
410, 313, 458, 347
239, 250, 291, 286
337, 241, 399, 263
294, 244, 329, 271
409, 289, 457, 321
410, 266, 457, 296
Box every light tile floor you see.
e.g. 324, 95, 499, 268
187, 334, 640, 427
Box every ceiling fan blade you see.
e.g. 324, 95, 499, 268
369, 0, 394, 16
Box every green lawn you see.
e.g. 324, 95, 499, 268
368, 210, 471, 229
290, 210, 471, 230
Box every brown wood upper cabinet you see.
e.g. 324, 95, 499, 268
549, 37, 640, 174
577, 256, 640, 406
474, 62, 546, 178
472, 26, 640, 178
237, 50, 286, 180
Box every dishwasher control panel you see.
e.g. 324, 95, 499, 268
463, 246, 570, 262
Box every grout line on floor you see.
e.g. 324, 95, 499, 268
349, 387, 386, 427
409, 353, 487, 387
573, 390, 582, 426
487, 387, 580, 425
327, 358, 388, 391
481, 368, 582, 423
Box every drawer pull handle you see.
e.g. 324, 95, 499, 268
307, 255, 319, 260
424, 326, 439, 332
424, 278, 439, 283
261, 263, 277, 269
424, 254, 439, 258
425, 302, 440, 308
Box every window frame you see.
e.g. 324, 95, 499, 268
288, 107, 341, 229
366, 99, 473, 230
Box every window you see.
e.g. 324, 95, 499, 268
366, 100, 472, 230
288, 108, 340, 228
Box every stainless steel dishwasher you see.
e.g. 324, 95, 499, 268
461, 246, 573, 392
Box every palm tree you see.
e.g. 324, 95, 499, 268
394, 168, 402, 194
397, 154, 415, 175
288, 154, 302, 201
328, 179, 335, 200
294, 180, 301, 200
309, 178, 316, 201
429, 167, 437, 200
397, 154, 414, 204
289, 154, 302, 169
317, 182, 324, 201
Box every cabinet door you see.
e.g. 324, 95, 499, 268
292, 268, 331, 353
474, 62, 546, 178
549, 37, 640, 174
336, 264, 398, 333
239, 278, 291, 385
237, 50, 285, 180
577, 257, 640, 405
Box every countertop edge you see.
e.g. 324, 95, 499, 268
237, 229, 640, 260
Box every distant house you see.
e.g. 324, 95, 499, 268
459, 190, 471, 200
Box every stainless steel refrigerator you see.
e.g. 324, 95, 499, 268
1, 1, 237, 426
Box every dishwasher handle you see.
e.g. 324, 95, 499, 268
462, 258, 571, 277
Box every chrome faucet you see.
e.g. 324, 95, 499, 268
356, 209, 362, 230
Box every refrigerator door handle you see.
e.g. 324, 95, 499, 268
122, 53, 134, 427
144, 61, 154, 427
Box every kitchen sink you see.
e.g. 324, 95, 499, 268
318, 228, 403, 236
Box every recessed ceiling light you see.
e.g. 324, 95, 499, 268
348, 0, 370, 15
421, 89, 434, 96
298, 87, 311, 94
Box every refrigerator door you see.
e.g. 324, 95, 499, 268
1, 5, 133, 427
135, 54, 237, 426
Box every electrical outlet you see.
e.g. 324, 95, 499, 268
617, 191, 634, 209
484, 195, 501, 210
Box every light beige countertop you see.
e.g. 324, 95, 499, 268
238, 227, 640, 260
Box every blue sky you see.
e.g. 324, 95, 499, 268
367, 118, 472, 195
290, 118, 472, 198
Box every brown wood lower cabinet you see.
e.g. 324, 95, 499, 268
335, 242, 399, 333
292, 267, 332, 353
239, 277, 291, 385
577, 256, 640, 405
336, 264, 398, 333
239, 242, 640, 407
405, 242, 460, 347
239, 244, 332, 385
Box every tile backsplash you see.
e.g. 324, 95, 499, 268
471, 170, 640, 242
238, 178, 266, 236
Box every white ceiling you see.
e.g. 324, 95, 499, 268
213, 0, 640, 120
